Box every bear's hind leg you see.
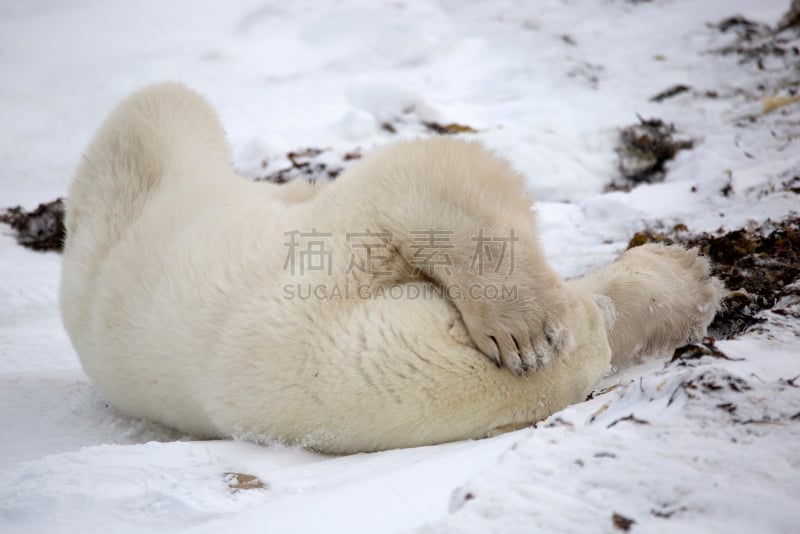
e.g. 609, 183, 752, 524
567, 244, 725, 368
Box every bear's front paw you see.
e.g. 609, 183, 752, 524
458, 284, 578, 376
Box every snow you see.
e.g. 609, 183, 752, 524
1, 0, 799, 532
429, 343, 800, 533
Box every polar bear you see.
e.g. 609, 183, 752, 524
60, 83, 723, 453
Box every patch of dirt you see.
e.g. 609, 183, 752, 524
422, 121, 479, 135
566, 61, 604, 89
668, 369, 752, 407
757, 172, 800, 197
714, 16, 772, 42
778, 0, 800, 33
649, 84, 691, 103
0, 198, 65, 252
381, 118, 479, 136
612, 512, 636, 531
255, 147, 362, 183
607, 116, 694, 191
585, 383, 622, 401
606, 414, 650, 429
651, 504, 687, 519
253, 120, 477, 183
629, 216, 800, 339
668, 367, 800, 424
224, 472, 267, 492
709, 12, 800, 69
671, 337, 743, 366
355, 97, 480, 136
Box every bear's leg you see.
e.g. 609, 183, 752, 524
566, 244, 725, 367
319, 138, 579, 376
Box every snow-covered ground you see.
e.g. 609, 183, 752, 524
1, 0, 798, 532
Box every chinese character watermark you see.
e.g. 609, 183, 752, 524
283, 229, 333, 275
470, 228, 519, 275
408, 229, 454, 277
345, 229, 394, 276
282, 227, 519, 280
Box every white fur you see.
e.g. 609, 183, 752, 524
60, 83, 723, 453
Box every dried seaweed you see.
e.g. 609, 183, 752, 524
608, 117, 693, 191
710, 13, 800, 68
606, 414, 650, 429
422, 121, 478, 135
671, 337, 742, 365
612, 512, 636, 531
224, 472, 267, 492
0, 198, 65, 252
650, 84, 691, 103
255, 147, 361, 183
629, 216, 800, 338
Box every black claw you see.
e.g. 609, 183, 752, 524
544, 329, 554, 346
511, 334, 522, 356
488, 335, 501, 368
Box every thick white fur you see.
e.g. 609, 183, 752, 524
60, 84, 724, 453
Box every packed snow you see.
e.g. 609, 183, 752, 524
1, 0, 798, 532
